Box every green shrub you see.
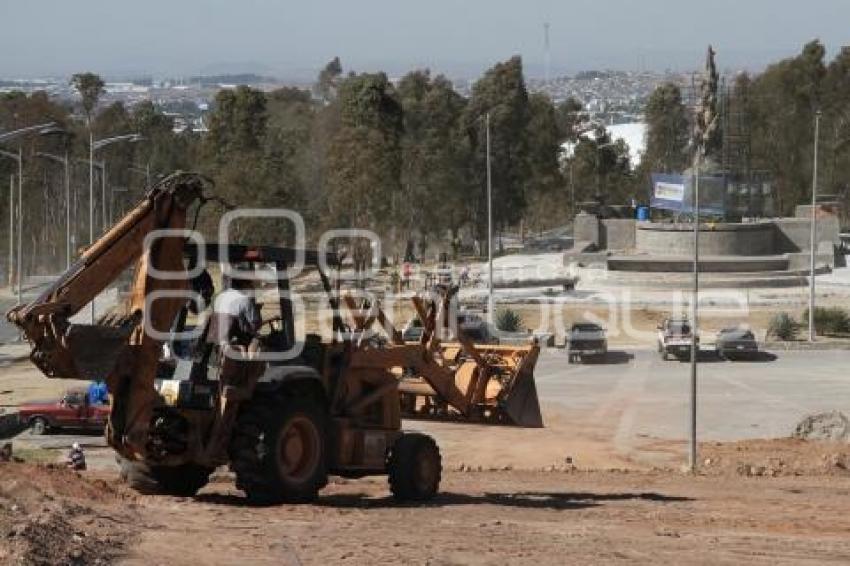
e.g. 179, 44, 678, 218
801, 307, 850, 336
495, 308, 524, 332
767, 312, 798, 341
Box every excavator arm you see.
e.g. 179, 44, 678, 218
6, 172, 208, 456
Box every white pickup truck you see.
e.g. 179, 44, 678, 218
657, 318, 698, 361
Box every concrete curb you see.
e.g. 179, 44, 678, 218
762, 340, 850, 351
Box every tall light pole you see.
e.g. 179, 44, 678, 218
86, 133, 144, 323
485, 112, 494, 318
0, 122, 58, 303
809, 111, 821, 342
91, 133, 143, 236
0, 151, 21, 293
35, 151, 72, 269
0, 148, 25, 306
7, 175, 12, 287
689, 155, 701, 473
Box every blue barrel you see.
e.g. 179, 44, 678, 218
636, 206, 649, 221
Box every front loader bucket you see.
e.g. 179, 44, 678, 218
502, 366, 543, 428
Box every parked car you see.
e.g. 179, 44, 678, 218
401, 310, 498, 344
657, 318, 699, 360
18, 388, 110, 435
715, 327, 759, 360
567, 322, 608, 363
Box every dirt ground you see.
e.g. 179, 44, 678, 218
0, 463, 138, 565
0, 439, 848, 565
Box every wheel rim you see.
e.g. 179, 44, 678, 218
32, 419, 45, 434
277, 416, 320, 483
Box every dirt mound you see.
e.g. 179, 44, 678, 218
792, 411, 850, 442
0, 462, 137, 565
699, 438, 850, 477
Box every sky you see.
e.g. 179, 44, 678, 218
1, 0, 849, 80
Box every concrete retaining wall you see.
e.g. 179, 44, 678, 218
600, 219, 636, 251
773, 217, 841, 253
635, 222, 775, 256
573, 213, 600, 249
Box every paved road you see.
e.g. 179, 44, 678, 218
535, 347, 850, 442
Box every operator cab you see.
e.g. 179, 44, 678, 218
154, 243, 340, 409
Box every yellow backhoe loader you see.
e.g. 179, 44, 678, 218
7, 172, 542, 502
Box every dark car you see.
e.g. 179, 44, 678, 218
715, 327, 759, 360
401, 311, 498, 344
567, 322, 607, 363
17, 388, 110, 435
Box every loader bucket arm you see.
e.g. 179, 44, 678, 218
6, 172, 207, 456
342, 292, 544, 428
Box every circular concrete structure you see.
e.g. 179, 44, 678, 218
635, 221, 775, 256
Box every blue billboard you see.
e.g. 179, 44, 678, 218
650, 173, 726, 216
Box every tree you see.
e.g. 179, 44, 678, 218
524, 93, 565, 232
205, 86, 268, 162
556, 96, 585, 141
315, 57, 343, 102
743, 40, 826, 214
642, 83, 689, 174
396, 70, 469, 250
325, 72, 403, 233
464, 56, 532, 248
71, 72, 105, 125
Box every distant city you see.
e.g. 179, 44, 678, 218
0, 69, 693, 137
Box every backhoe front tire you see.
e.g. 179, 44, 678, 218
387, 433, 441, 502
230, 396, 327, 504
118, 457, 212, 497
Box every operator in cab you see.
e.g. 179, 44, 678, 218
209, 271, 262, 347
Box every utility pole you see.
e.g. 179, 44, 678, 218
89, 128, 95, 323
64, 149, 71, 268
16, 146, 22, 307
8, 175, 12, 287
689, 155, 700, 474
809, 111, 821, 342
486, 112, 494, 319
101, 163, 107, 233
543, 22, 551, 84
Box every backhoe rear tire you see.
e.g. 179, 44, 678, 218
387, 433, 441, 502
230, 395, 327, 504
118, 457, 212, 497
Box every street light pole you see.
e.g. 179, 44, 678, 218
85, 132, 144, 323
0, 122, 59, 299
809, 111, 821, 342
689, 155, 700, 474
16, 146, 22, 306
7, 175, 12, 286
486, 112, 494, 318
65, 149, 70, 268
0, 150, 22, 295
36, 151, 73, 269
89, 129, 95, 323
101, 163, 107, 233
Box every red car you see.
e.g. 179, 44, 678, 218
18, 388, 110, 435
